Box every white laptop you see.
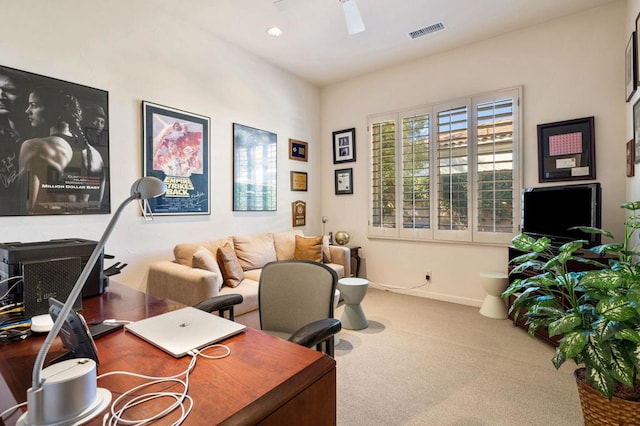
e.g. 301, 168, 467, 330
125, 307, 246, 358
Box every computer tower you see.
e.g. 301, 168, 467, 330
0, 238, 107, 312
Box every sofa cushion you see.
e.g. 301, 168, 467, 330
233, 233, 277, 271
219, 279, 259, 317
272, 230, 304, 261
294, 235, 323, 262
174, 238, 233, 266
322, 235, 332, 263
191, 246, 224, 291
217, 243, 244, 288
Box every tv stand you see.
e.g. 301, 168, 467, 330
506, 246, 611, 346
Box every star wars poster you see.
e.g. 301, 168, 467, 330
0, 64, 110, 216
142, 101, 210, 215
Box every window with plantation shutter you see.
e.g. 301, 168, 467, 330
370, 117, 397, 235
368, 87, 520, 244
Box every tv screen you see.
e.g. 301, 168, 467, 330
522, 183, 601, 246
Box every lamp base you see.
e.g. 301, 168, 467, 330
17, 358, 111, 426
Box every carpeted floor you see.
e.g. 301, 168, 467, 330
333, 288, 584, 425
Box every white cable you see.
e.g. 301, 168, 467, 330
0, 401, 27, 421
99, 344, 230, 425
0, 276, 23, 301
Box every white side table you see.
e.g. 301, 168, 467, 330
479, 272, 509, 319
338, 277, 369, 330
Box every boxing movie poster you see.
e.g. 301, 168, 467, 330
142, 101, 210, 215
0, 64, 110, 216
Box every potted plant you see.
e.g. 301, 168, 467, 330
504, 202, 640, 424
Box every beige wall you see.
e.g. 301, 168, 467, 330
320, 1, 627, 305
0, 2, 321, 292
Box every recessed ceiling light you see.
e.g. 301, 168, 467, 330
266, 26, 283, 37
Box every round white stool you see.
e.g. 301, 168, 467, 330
338, 277, 369, 330
479, 272, 509, 319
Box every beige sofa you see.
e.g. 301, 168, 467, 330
147, 230, 350, 329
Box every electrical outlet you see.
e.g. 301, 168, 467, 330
425, 271, 431, 281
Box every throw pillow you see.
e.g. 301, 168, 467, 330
192, 246, 224, 291
322, 235, 332, 263
273, 230, 304, 261
294, 235, 323, 262
233, 233, 277, 271
217, 243, 244, 288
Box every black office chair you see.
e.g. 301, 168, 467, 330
193, 293, 243, 321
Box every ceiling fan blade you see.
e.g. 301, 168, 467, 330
341, 0, 365, 35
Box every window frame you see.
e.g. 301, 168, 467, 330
368, 87, 522, 245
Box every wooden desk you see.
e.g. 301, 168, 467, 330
347, 245, 361, 277
0, 283, 336, 425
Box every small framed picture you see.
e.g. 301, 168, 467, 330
537, 116, 595, 182
335, 168, 353, 195
634, 99, 640, 164
627, 139, 635, 177
332, 128, 356, 164
289, 138, 308, 162
292, 200, 306, 227
627, 32, 637, 102
290, 171, 308, 191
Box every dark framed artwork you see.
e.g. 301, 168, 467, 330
335, 168, 353, 195
0, 64, 110, 216
332, 128, 356, 164
634, 13, 640, 87
289, 138, 308, 162
142, 101, 210, 215
292, 200, 306, 227
290, 171, 307, 191
233, 123, 277, 211
537, 116, 595, 182
627, 139, 635, 177
634, 99, 640, 164
627, 32, 637, 102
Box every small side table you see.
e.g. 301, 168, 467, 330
347, 245, 362, 277
338, 277, 369, 330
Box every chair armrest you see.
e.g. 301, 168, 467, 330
328, 246, 351, 277
193, 294, 243, 313
147, 260, 221, 306
288, 318, 342, 349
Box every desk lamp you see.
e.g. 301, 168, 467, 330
18, 176, 167, 426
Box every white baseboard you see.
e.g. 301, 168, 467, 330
368, 281, 483, 308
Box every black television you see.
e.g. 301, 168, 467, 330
522, 182, 602, 247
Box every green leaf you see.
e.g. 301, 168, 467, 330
570, 226, 614, 239
597, 297, 637, 322
559, 331, 588, 360
621, 201, 640, 211
610, 344, 635, 387
615, 328, 640, 343
552, 347, 566, 369
585, 365, 614, 399
549, 314, 581, 337
511, 233, 550, 252
558, 240, 586, 253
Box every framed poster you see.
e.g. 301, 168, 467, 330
537, 117, 595, 182
335, 168, 353, 195
233, 123, 277, 211
289, 138, 308, 162
142, 101, 210, 215
290, 171, 307, 191
332, 128, 356, 164
0, 64, 110, 216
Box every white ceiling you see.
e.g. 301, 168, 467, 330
152, 0, 618, 87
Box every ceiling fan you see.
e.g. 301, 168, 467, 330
273, 0, 365, 35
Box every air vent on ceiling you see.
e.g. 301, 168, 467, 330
408, 21, 446, 40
